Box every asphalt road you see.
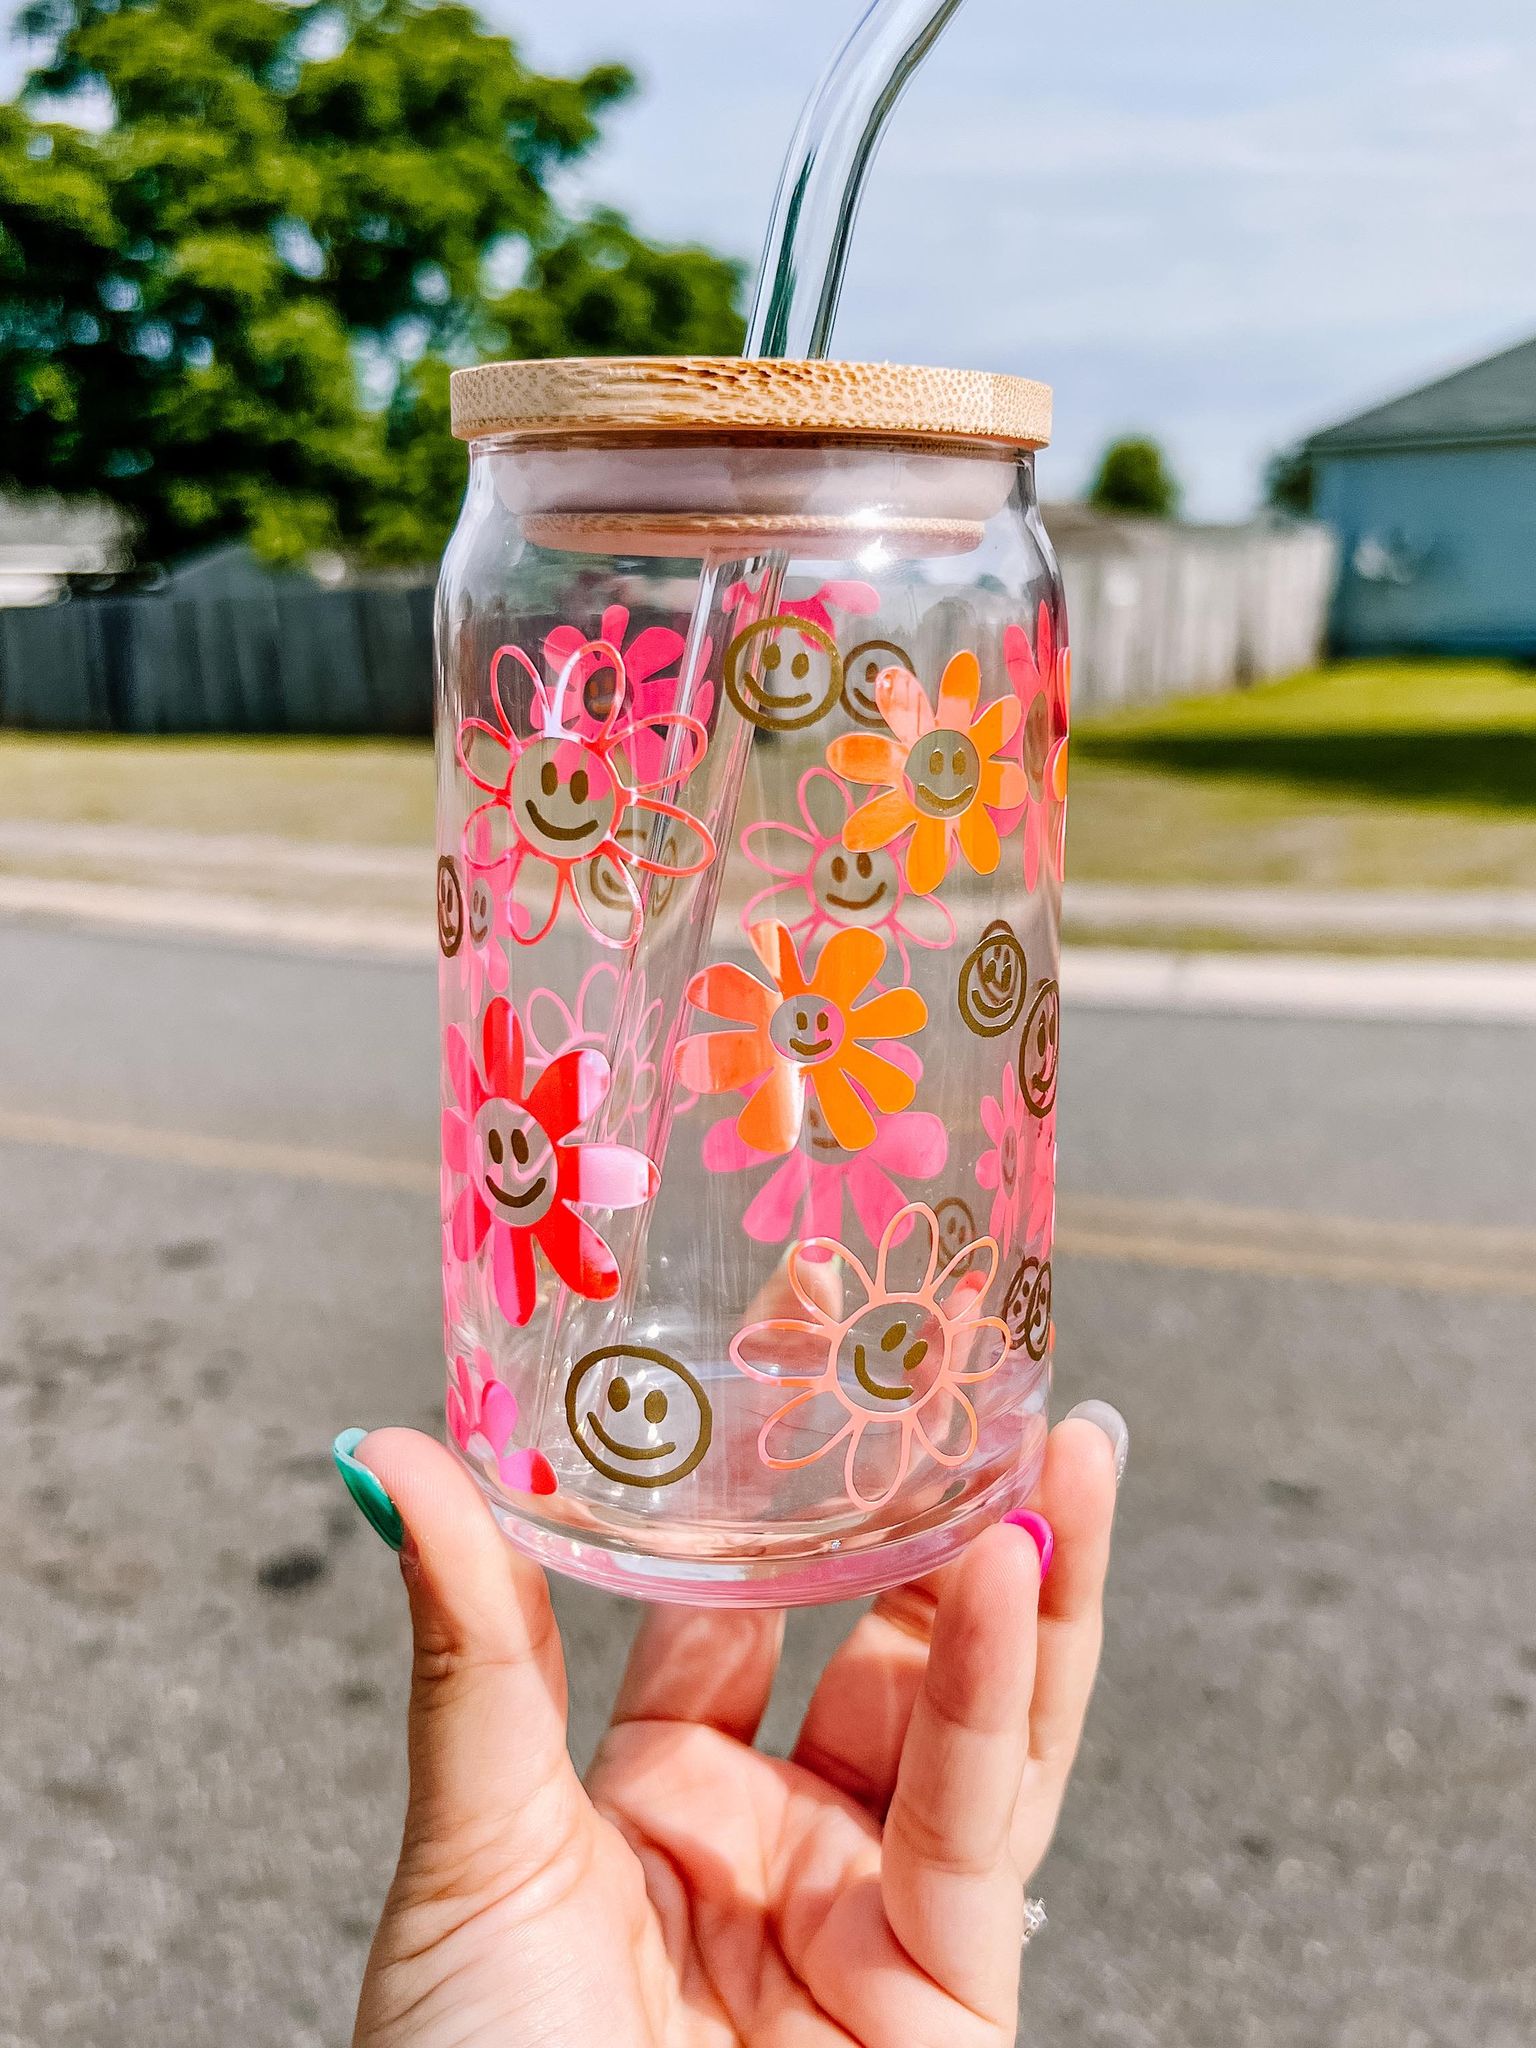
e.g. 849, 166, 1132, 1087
2, 921, 1533, 2048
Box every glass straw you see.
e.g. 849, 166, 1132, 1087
656, 0, 977, 1037
748, 0, 970, 359
535, 0, 975, 1419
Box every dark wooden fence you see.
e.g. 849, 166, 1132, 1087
0, 582, 435, 734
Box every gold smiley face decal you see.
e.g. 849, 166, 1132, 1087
958, 919, 1028, 1037
474, 1100, 556, 1227
836, 1302, 940, 1411
1021, 690, 1052, 787
841, 638, 914, 727
1001, 1255, 1052, 1361
1020, 980, 1060, 1118
768, 995, 846, 1067
465, 871, 494, 949
803, 1097, 845, 1155
724, 616, 843, 733
579, 649, 622, 725
934, 1195, 979, 1272
565, 1344, 713, 1488
510, 737, 621, 857
811, 844, 899, 928
904, 730, 981, 819
436, 856, 464, 957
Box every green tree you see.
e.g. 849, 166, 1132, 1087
0, 0, 747, 567
1263, 442, 1316, 518
1087, 435, 1181, 518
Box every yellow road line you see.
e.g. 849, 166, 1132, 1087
0, 1107, 436, 1194
1059, 1192, 1536, 1294
1054, 1225, 1536, 1298
1, 1106, 1532, 1299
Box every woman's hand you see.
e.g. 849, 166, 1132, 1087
343, 1409, 1122, 2048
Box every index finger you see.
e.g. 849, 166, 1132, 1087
880, 1518, 1045, 2023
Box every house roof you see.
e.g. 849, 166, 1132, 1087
1306, 334, 1536, 455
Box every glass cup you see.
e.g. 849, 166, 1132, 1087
434, 359, 1067, 1604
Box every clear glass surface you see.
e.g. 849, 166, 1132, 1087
435, 433, 1067, 1603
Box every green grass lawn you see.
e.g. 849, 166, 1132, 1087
6, 660, 1536, 898
1068, 659, 1536, 891
0, 731, 435, 844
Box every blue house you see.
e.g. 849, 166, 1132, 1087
1306, 334, 1536, 656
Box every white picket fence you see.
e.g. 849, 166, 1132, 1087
1049, 511, 1337, 715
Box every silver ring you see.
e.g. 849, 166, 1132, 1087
1021, 1896, 1047, 1949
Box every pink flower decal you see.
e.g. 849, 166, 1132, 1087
1001, 602, 1071, 892
448, 1350, 557, 1495
441, 1242, 486, 1396
523, 961, 663, 1149
724, 574, 880, 639
740, 766, 955, 978
543, 604, 714, 789
701, 1047, 947, 1250
458, 637, 715, 950
1023, 1106, 1056, 1258
454, 865, 519, 1015
443, 995, 659, 1327
731, 1202, 1007, 1509
976, 1062, 1029, 1253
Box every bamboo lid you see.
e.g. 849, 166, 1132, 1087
449, 356, 1052, 450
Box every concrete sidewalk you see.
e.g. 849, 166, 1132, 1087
11, 821, 1536, 1019
1066, 880, 1536, 940
11, 818, 1536, 939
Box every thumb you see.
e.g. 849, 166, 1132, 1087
339, 1427, 583, 1878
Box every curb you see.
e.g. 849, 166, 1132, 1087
1064, 946, 1536, 1023
7, 875, 1536, 1024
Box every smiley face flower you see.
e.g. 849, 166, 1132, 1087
1000, 603, 1070, 892
1022, 1105, 1056, 1258
826, 652, 1027, 896
454, 864, 520, 1015
740, 766, 955, 979
677, 923, 927, 1158
976, 1061, 1029, 1254
458, 638, 714, 950
730, 1201, 1007, 1509
443, 996, 659, 1327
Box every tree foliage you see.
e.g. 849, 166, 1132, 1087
1087, 435, 1181, 519
0, 0, 747, 566
1263, 443, 1316, 519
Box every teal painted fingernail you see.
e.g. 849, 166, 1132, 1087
333, 1429, 405, 1552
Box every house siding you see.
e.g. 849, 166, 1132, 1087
1316, 442, 1536, 656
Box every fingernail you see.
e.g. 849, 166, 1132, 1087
1004, 1508, 1054, 1581
1066, 1400, 1130, 1485
332, 1428, 405, 1552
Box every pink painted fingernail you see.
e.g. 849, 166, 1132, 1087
1004, 1509, 1054, 1581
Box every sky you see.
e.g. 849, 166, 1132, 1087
9, 0, 1536, 516
504, 0, 1536, 516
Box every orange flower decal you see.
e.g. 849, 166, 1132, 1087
676, 922, 927, 1157
826, 652, 1027, 895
